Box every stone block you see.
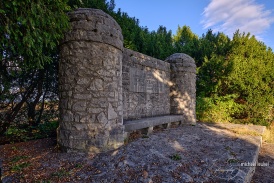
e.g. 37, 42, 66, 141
97, 112, 108, 125
108, 103, 118, 120
72, 101, 86, 112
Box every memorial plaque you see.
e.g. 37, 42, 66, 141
129, 68, 165, 93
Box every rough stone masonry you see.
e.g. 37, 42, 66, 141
58, 8, 196, 153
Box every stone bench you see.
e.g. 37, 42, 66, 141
124, 115, 184, 136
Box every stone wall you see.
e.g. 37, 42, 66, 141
58, 8, 196, 153
122, 48, 170, 120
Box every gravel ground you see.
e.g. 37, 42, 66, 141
0, 122, 267, 183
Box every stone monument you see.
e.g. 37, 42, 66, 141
58, 8, 197, 154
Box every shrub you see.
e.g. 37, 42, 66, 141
3, 121, 59, 144
196, 95, 245, 123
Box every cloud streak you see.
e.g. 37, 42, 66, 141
202, 0, 274, 38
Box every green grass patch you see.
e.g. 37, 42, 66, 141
141, 135, 149, 138
170, 154, 182, 161
75, 163, 83, 168
51, 169, 70, 178
11, 162, 31, 172
11, 155, 29, 163
227, 158, 239, 164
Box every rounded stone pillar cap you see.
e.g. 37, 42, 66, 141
165, 53, 196, 73
64, 8, 123, 50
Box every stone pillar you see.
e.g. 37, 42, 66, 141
58, 8, 124, 153
165, 53, 197, 125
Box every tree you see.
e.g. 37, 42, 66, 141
196, 31, 232, 96
143, 26, 174, 60
227, 31, 274, 124
0, 0, 70, 68
0, 0, 70, 134
173, 25, 199, 59
196, 30, 274, 125
68, 0, 110, 12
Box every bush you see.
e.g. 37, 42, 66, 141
4, 126, 30, 142
195, 31, 274, 126
3, 121, 59, 144
196, 95, 245, 123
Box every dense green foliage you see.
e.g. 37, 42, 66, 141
0, 0, 273, 143
0, 0, 69, 135
0, 0, 70, 68
228, 32, 274, 124
3, 121, 58, 144
177, 30, 274, 125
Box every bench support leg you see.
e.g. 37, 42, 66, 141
123, 132, 130, 141
162, 123, 171, 129
141, 126, 154, 135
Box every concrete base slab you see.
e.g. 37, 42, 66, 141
0, 122, 266, 182
122, 122, 263, 183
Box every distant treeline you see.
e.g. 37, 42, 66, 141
0, 0, 273, 136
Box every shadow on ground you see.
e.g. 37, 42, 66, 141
0, 122, 270, 183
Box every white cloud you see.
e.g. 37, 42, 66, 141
201, 0, 274, 39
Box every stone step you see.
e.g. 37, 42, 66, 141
205, 123, 266, 182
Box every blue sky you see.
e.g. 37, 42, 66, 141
114, 0, 274, 50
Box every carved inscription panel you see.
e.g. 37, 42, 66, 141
122, 49, 171, 120
129, 68, 165, 93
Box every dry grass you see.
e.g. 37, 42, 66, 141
227, 122, 274, 143
229, 128, 261, 136
263, 122, 274, 143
